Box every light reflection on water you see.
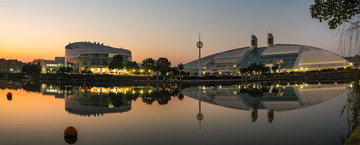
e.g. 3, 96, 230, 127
0, 81, 353, 145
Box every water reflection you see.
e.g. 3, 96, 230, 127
6, 92, 12, 101
65, 86, 132, 117
64, 126, 78, 144
0, 80, 354, 144
196, 86, 204, 129
40, 84, 184, 117
183, 83, 351, 123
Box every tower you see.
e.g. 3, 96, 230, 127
196, 34, 203, 77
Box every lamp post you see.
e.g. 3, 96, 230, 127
196, 34, 203, 77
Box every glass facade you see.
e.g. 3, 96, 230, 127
237, 47, 299, 69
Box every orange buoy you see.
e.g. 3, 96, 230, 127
7, 92, 12, 101
64, 126, 77, 137
21, 79, 25, 82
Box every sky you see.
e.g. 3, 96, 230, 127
0, 0, 343, 65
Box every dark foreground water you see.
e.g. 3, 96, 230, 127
0, 81, 354, 145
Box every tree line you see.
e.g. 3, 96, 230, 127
109, 55, 185, 80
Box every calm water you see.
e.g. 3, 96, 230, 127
0, 81, 353, 145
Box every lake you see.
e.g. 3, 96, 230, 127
0, 81, 354, 145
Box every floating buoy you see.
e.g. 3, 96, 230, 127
7, 92, 12, 101
64, 126, 77, 137
21, 79, 25, 82
64, 126, 78, 144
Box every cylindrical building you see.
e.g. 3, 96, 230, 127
65, 42, 131, 74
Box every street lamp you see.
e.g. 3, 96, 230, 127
196, 34, 203, 77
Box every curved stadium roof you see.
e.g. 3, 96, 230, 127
65, 42, 131, 60
184, 43, 350, 71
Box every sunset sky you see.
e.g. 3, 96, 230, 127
0, 0, 342, 65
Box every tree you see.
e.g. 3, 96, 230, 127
178, 63, 184, 71
170, 67, 180, 80
57, 67, 73, 74
156, 57, 171, 80
239, 67, 248, 75
142, 58, 155, 80
21, 63, 41, 75
109, 55, 125, 74
310, 0, 360, 30
341, 73, 360, 143
125, 61, 139, 75
271, 65, 279, 73
310, 0, 360, 55
178, 63, 185, 80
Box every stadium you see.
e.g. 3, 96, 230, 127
184, 33, 351, 75
65, 42, 131, 74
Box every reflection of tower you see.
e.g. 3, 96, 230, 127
196, 86, 203, 129
268, 110, 274, 123
251, 108, 258, 122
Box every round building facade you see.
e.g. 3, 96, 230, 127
65, 42, 131, 74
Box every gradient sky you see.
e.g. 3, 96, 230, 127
0, 0, 343, 65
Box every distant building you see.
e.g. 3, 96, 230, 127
184, 33, 351, 75
35, 57, 66, 74
65, 42, 132, 74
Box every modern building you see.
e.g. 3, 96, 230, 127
65, 42, 132, 74
184, 34, 352, 75
35, 57, 66, 74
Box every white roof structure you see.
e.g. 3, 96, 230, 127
184, 34, 351, 72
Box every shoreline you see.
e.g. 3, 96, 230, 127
0, 69, 357, 85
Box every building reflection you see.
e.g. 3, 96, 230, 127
37, 84, 184, 117
183, 83, 351, 123
41, 84, 68, 99
65, 86, 132, 117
